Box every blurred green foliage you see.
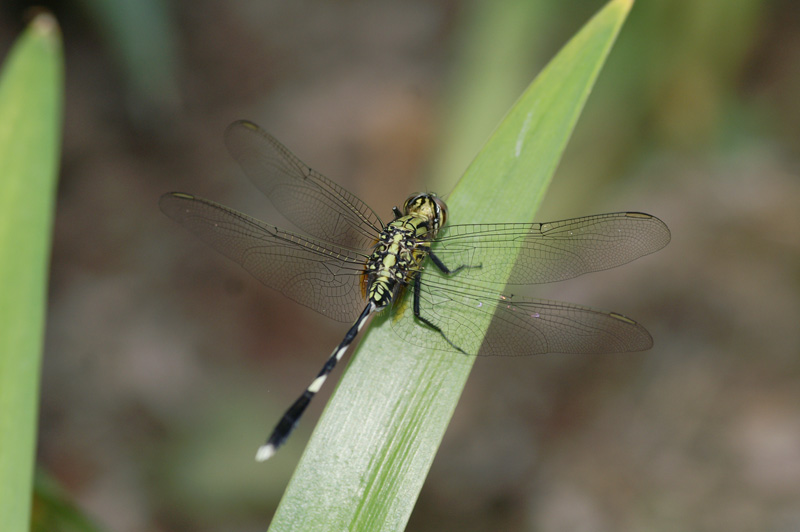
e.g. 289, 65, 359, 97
32, 472, 107, 532
76, 0, 180, 123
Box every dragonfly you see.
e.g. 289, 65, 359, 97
159, 120, 671, 461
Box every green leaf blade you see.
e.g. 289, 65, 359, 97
0, 13, 63, 532
268, 1, 632, 531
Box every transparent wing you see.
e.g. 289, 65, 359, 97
159, 192, 369, 323
224, 120, 384, 251
391, 275, 653, 356
433, 212, 670, 285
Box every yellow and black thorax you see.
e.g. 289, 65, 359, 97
363, 193, 448, 308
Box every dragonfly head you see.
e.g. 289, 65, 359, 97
403, 193, 448, 231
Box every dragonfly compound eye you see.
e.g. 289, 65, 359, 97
402, 193, 424, 214
432, 195, 447, 228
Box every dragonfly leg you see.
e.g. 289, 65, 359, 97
428, 251, 480, 276
412, 274, 467, 354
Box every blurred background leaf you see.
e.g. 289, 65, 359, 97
32, 470, 107, 532
0, 11, 62, 532
75, 0, 180, 126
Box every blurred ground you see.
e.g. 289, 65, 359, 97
2, 0, 799, 531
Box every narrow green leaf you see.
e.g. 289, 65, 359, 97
0, 13, 63, 532
268, 1, 632, 530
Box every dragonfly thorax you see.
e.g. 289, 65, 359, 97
362, 194, 448, 309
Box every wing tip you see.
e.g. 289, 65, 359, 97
625, 211, 672, 248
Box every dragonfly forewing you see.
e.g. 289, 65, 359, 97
159, 192, 369, 323
432, 212, 670, 285
224, 120, 384, 251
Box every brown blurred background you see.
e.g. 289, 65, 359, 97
2, 0, 799, 531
